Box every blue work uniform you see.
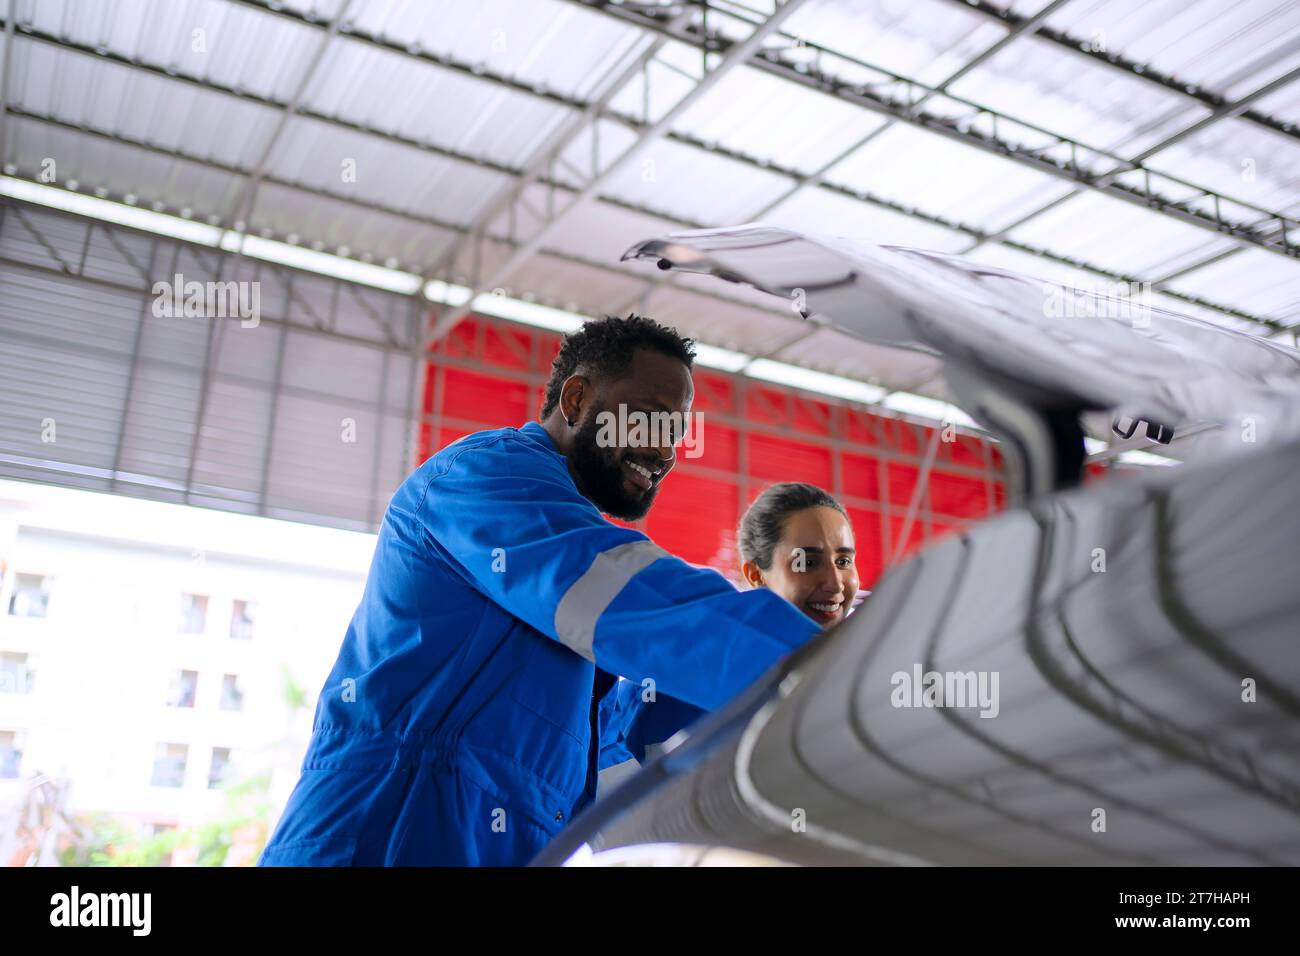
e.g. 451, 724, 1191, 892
258, 420, 819, 866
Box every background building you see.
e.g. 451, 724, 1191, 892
0, 478, 372, 865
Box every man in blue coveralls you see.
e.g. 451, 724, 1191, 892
259, 314, 822, 866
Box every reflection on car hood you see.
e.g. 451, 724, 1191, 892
624, 225, 1300, 459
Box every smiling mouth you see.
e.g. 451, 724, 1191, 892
806, 601, 842, 620
624, 458, 662, 491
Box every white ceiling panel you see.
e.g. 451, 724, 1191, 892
20, 0, 319, 103
1142, 117, 1300, 217
822, 121, 1075, 233
601, 136, 795, 226
946, 34, 1208, 157
1169, 247, 1300, 327
10, 40, 280, 172
346, 0, 647, 102
1007, 189, 1243, 278
1040, 0, 1300, 111
670, 64, 889, 177
781, 0, 1008, 88
304, 39, 574, 172
265, 114, 514, 229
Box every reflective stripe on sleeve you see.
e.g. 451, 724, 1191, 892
554, 539, 670, 661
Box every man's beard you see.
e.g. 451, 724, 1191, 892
568, 408, 660, 521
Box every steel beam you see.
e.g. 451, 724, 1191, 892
0, 0, 14, 168
221, 0, 355, 298
616, 0, 1074, 318
568, 0, 1300, 262
421, 0, 816, 346
962, 63, 1300, 256
938, 0, 1300, 145
418, 24, 675, 289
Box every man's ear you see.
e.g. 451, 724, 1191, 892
740, 560, 766, 590
559, 374, 590, 425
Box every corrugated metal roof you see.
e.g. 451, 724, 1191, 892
3, 0, 1299, 404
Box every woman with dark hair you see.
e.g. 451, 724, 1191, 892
737, 482, 860, 627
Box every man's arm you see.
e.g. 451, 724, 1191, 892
598, 681, 706, 769
413, 433, 819, 712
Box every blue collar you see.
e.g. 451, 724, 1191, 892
520, 420, 562, 458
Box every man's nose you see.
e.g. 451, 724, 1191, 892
652, 438, 676, 469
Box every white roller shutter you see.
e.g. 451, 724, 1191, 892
0, 203, 422, 531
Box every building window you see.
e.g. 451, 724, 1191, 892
229, 600, 256, 640
166, 669, 198, 708
143, 821, 175, 840
0, 731, 21, 778
0, 652, 34, 695
7, 573, 52, 618
208, 747, 232, 789
143, 822, 177, 866
219, 674, 244, 712
150, 743, 188, 788
178, 594, 208, 635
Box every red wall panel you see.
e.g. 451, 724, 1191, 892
889, 514, 926, 560
930, 471, 989, 519
744, 386, 791, 426
691, 422, 739, 474
437, 426, 471, 448
841, 452, 880, 501
886, 461, 921, 506
746, 433, 833, 488
440, 367, 532, 426
643, 472, 740, 569
483, 323, 533, 372
690, 370, 738, 415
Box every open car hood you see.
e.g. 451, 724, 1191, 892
536, 425, 1300, 868
624, 225, 1300, 483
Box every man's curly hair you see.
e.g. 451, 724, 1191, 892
540, 314, 696, 419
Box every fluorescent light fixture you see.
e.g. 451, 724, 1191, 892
1117, 449, 1179, 467
692, 343, 752, 372
880, 392, 977, 427
1, 175, 223, 246
450, 302, 752, 372
746, 358, 888, 404
232, 234, 423, 294
424, 279, 473, 306
471, 294, 585, 333
2, 175, 423, 293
